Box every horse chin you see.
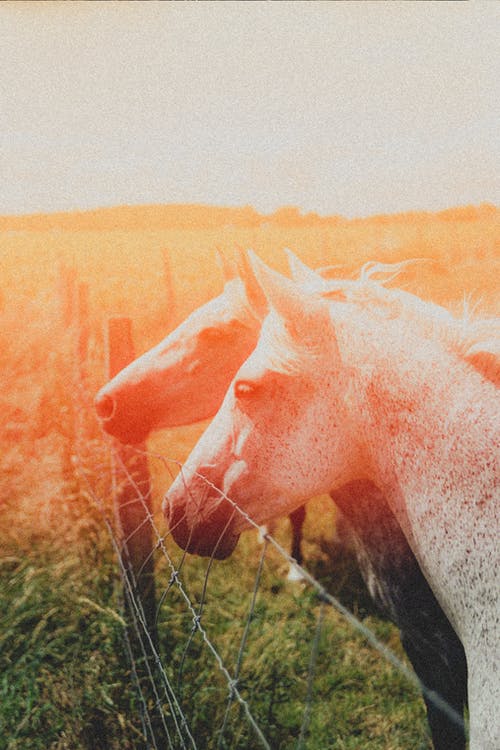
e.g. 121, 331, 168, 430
190, 529, 240, 560
164, 495, 240, 560
99, 418, 151, 446
170, 518, 240, 559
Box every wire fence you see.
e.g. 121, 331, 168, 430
46, 255, 480, 749
6, 230, 499, 748
51, 261, 469, 749
71, 423, 465, 750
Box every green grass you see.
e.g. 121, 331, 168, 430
0, 518, 432, 750
0, 546, 137, 750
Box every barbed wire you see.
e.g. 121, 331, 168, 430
74, 431, 467, 749
76, 443, 272, 748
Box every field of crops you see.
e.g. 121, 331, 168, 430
1, 202, 497, 748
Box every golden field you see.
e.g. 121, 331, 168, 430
1, 201, 498, 538
0, 202, 498, 749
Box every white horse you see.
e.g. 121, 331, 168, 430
94, 252, 307, 574
165, 253, 499, 749
98, 249, 494, 747
94, 252, 266, 445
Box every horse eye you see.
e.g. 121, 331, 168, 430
234, 380, 257, 398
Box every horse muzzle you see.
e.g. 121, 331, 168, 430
94, 388, 153, 445
163, 475, 240, 559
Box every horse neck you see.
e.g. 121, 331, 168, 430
361, 343, 497, 497
339, 310, 496, 473
341, 314, 499, 641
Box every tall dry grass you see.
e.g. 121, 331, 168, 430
0, 202, 497, 747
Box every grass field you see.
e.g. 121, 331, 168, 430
1, 202, 497, 748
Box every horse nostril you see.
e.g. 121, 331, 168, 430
161, 495, 172, 523
94, 393, 116, 421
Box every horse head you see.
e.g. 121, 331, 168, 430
94, 249, 267, 444
164, 253, 362, 558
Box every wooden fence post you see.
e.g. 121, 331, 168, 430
106, 316, 158, 650
77, 282, 90, 382
59, 264, 78, 329
58, 265, 79, 485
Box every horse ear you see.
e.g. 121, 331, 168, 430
247, 250, 301, 311
284, 248, 320, 285
234, 248, 268, 317
247, 250, 336, 350
215, 248, 238, 282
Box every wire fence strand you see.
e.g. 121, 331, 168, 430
74, 433, 467, 749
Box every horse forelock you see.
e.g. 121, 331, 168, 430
258, 310, 324, 376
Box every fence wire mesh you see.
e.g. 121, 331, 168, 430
73, 425, 466, 750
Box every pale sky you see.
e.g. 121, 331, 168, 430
1, 1, 498, 218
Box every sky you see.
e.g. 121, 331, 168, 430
0, 1, 499, 218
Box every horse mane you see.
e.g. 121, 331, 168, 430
359, 258, 430, 284
319, 260, 500, 387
